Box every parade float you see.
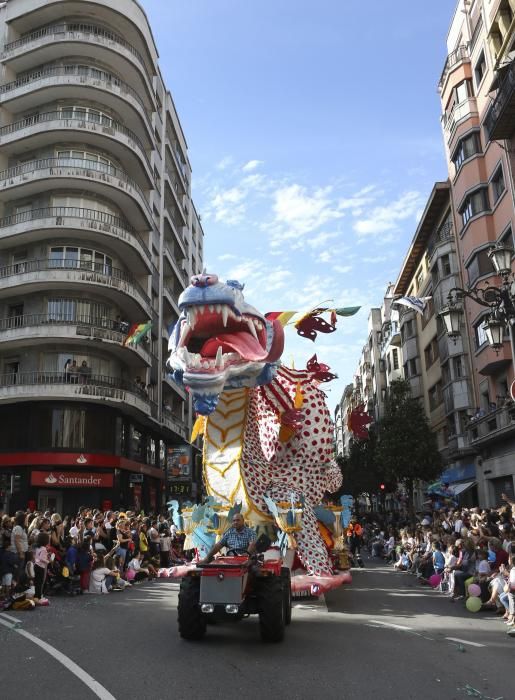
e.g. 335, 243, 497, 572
165, 272, 354, 603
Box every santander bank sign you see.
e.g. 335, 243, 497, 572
31, 471, 114, 488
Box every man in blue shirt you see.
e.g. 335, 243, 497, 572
201, 513, 257, 563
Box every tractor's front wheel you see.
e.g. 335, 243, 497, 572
178, 576, 206, 640
257, 576, 285, 642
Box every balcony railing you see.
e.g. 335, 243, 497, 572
0, 258, 149, 301
484, 57, 515, 141
0, 64, 148, 115
468, 403, 515, 444
3, 22, 146, 69
0, 157, 151, 216
0, 110, 150, 168
0, 370, 148, 397
0, 312, 126, 333
427, 219, 453, 258
0, 207, 150, 260
439, 44, 470, 90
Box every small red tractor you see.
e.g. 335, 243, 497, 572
178, 549, 292, 642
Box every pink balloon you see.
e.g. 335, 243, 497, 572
429, 574, 442, 588
468, 583, 481, 598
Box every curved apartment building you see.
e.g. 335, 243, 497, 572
0, 0, 204, 514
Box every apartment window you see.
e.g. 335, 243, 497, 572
416, 270, 424, 291
474, 51, 486, 87
392, 349, 399, 370
453, 356, 463, 378
452, 131, 481, 170
387, 355, 391, 374
441, 254, 451, 276
491, 165, 506, 203
409, 359, 417, 376
429, 381, 443, 411
466, 249, 494, 285
56, 150, 113, 171
58, 106, 113, 126
442, 361, 451, 385
48, 246, 112, 273
475, 319, 489, 349
402, 319, 414, 340
424, 337, 439, 370
499, 226, 514, 249
48, 298, 112, 324
421, 297, 434, 329
460, 187, 489, 227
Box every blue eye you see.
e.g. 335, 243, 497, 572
226, 280, 244, 291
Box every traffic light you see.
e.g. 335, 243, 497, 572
380, 483, 385, 490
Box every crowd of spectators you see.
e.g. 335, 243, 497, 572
0, 507, 182, 609
353, 493, 515, 637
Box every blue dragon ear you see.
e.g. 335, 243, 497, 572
171, 369, 184, 386
226, 279, 244, 291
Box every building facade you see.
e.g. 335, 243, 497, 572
0, 0, 203, 515
439, 0, 515, 505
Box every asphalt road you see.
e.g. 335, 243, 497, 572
1, 558, 514, 700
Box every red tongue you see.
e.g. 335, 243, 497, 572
201, 332, 267, 361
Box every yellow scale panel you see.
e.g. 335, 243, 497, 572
203, 388, 250, 514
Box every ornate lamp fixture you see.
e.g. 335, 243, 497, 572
438, 242, 515, 354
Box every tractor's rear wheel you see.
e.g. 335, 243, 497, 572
177, 576, 206, 640
281, 567, 292, 625
257, 576, 285, 642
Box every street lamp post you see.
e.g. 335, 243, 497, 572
438, 242, 515, 364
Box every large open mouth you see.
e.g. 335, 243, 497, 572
176, 303, 268, 373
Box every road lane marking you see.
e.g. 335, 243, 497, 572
445, 637, 485, 648
368, 619, 413, 631
0, 612, 21, 623
0, 616, 116, 699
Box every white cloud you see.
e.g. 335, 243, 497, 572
218, 253, 237, 261
353, 191, 424, 236
242, 159, 264, 172
332, 264, 353, 274
272, 184, 343, 238
306, 232, 339, 249
216, 156, 234, 170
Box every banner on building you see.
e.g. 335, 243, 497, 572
31, 471, 114, 488
167, 445, 191, 478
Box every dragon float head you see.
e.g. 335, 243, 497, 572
166, 273, 285, 414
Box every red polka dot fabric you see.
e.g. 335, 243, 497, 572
240, 367, 341, 576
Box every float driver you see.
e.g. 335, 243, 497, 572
200, 513, 257, 563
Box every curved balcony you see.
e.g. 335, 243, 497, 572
0, 207, 151, 273
0, 370, 151, 418
0, 65, 152, 148
0, 111, 152, 189
0, 157, 153, 230
0, 258, 150, 316
2, 23, 154, 110
0, 313, 152, 367
162, 410, 188, 440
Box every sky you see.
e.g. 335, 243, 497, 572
141, 0, 457, 412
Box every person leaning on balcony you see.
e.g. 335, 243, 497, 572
79, 360, 91, 384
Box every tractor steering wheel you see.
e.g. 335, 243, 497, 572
225, 549, 250, 557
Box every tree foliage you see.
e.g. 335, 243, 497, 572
375, 378, 442, 494
336, 431, 394, 498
